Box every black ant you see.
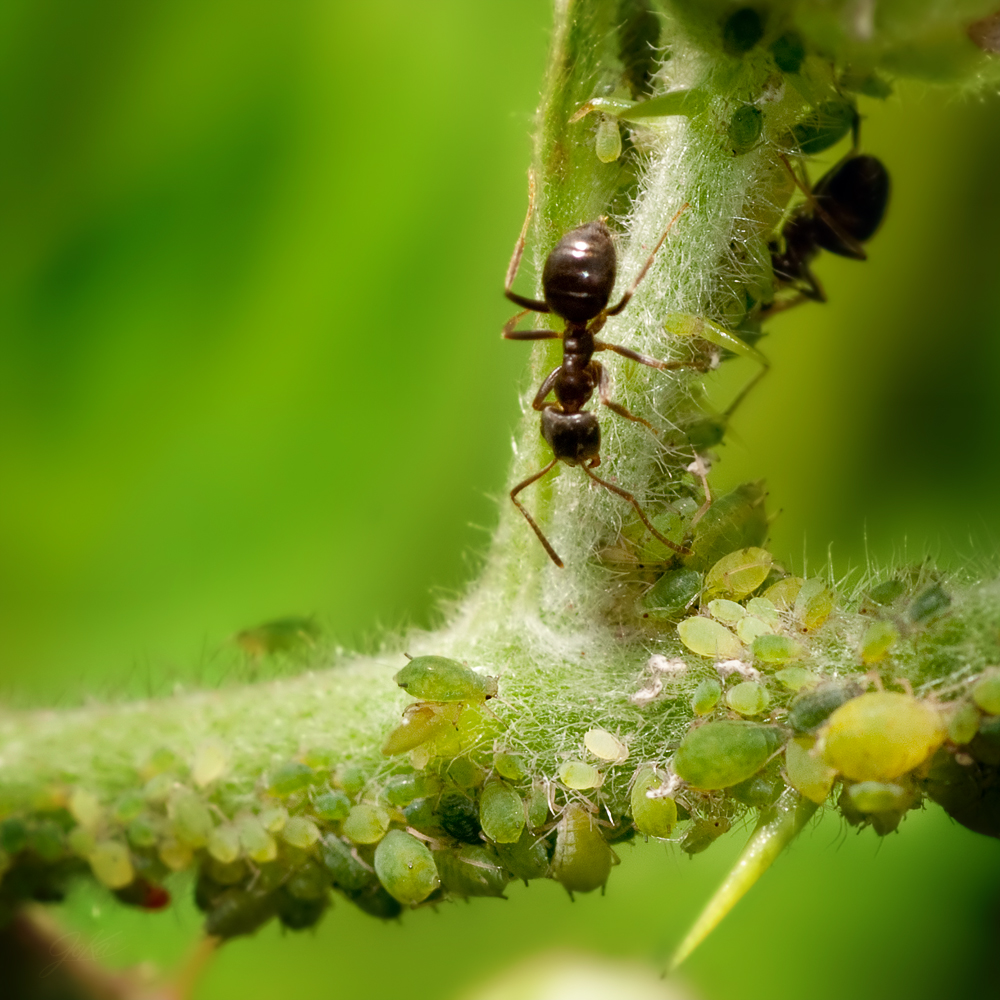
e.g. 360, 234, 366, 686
503, 181, 703, 568
765, 150, 890, 315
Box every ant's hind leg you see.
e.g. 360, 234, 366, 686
595, 339, 712, 372
581, 464, 692, 556
510, 458, 563, 567
595, 362, 656, 431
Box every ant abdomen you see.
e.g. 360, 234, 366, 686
811, 154, 890, 256
541, 409, 601, 466
542, 221, 617, 323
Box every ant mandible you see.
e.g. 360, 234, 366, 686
765, 148, 890, 315
503, 178, 699, 568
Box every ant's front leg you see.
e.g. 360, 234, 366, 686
504, 170, 550, 315
595, 362, 656, 431
503, 308, 562, 341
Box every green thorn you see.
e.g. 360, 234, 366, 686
669, 789, 818, 971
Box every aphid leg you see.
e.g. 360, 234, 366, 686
531, 368, 562, 410
687, 453, 712, 529
605, 202, 689, 315
595, 361, 656, 431
504, 170, 550, 313
510, 458, 563, 567
581, 464, 692, 556
779, 152, 867, 260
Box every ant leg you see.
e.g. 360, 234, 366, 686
778, 153, 868, 261
505, 170, 550, 314
595, 361, 656, 431
594, 339, 712, 372
503, 308, 561, 341
510, 458, 563, 567
686, 453, 712, 529
581, 464, 692, 556
532, 368, 562, 410
605, 203, 689, 316
722, 364, 770, 422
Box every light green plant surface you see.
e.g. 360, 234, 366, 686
3, 2, 1000, 999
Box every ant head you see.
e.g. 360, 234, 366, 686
542, 220, 617, 324
541, 408, 600, 466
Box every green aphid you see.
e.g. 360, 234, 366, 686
822, 692, 945, 782
643, 568, 702, 618
285, 861, 330, 901
770, 30, 805, 73
704, 547, 773, 601
143, 773, 174, 804
207, 825, 241, 864
673, 720, 783, 790
678, 617, 745, 659
908, 583, 951, 624
444, 755, 486, 790
436, 845, 509, 898
113, 790, 146, 824
277, 889, 328, 931
69, 788, 102, 829
726, 681, 770, 717
494, 752, 527, 782
630, 765, 677, 838
320, 834, 375, 893
691, 678, 722, 716
89, 841, 135, 890
282, 816, 321, 849
787, 100, 857, 156
394, 655, 497, 702
840, 68, 893, 98
846, 781, 910, 814
350, 882, 403, 920
793, 579, 833, 630
728, 765, 785, 809
860, 620, 899, 664
948, 701, 981, 745
68, 826, 96, 858
374, 830, 440, 906
866, 578, 906, 608
557, 760, 601, 790
235, 616, 321, 658
313, 790, 351, 821
167, 789, 213, 848
496, 828, 550, 883
775, 666, 817, 691
342, 804, 390, 845
788, 682, 862, 734
684, 482, 768, 571
973, 671, 1000, 715
402, 797, 442, 834
237, 817, 277, 863
729, 105, 762, 155
595, 115, 623, 162
708, 599, 745, 625
333, 763, 368, 797
784, 737, 837, 804
142, 746, 184, 780
127, 816, 159, 849
268, 761, 317, 797
527, 784, 550, 829
205, 886, 277, 939
381, 702, 460, 757
207, 857, 246, 886
0, 817, 28, 854
550, 804, 614, 897
258, 806, 288, 833
680, 816, 731, 856
479, 780, 526, 844
737, 615, 771, 645
722, 6, 763, 55
383, 774, 420, 808
752, 633, 802, 664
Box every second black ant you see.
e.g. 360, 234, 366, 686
503, 180, 706, 568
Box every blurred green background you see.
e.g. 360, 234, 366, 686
2, 1, 999, 997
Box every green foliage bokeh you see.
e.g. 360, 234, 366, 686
1, 2, 999, 998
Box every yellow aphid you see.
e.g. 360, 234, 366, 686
972, 669, 1000, 714
784, 737, 837, 804
678, 617, 745, 659
708, 599, 745, 625
69, 789, 102, 830
704, 547, 773, 600
583, 729, 628, 763
89, 841, 134, 889
793, 578, 833, 630
207, 825, 241, 864
630, 766, 677, 839
736, 615, 772, 645
192, 739, 229, 788
237, 817, 277, 863
342, 804, 390, 845
821, 692, 945, 782
282, 816, 321, 849
557, 761, 602, 790
158, 838, 193, 871
948, 701, 980, 745
860, 620, 899, 664
381, 702, 460, 757
762, 576, 804, 610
